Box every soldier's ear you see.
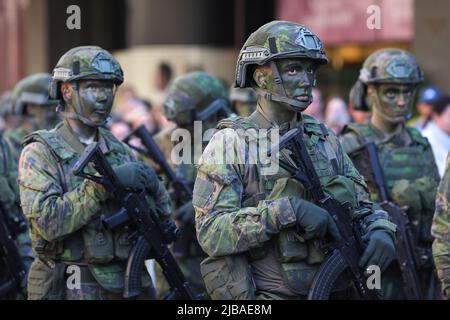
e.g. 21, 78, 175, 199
253, 66, 268, 89
61, 83, 73, 103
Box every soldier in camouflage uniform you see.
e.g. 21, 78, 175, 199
230, 87, 257, 117
340, 49, 441, 299
432, 152, 450, 299
18, 46, 172, 300
193, 21, 397, 300
155, 71, 233, 298
4, 74, 59, 164
0, 131, 33, 299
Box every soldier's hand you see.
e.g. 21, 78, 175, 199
114, 162, 153, 191
359, 230, 396, 272
289, 197, 341, 241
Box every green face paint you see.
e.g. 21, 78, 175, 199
373, 83, 415, 124
76, 80, 115, 125
263, 58, 318, 111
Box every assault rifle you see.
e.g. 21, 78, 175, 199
72, 142, 195, 300
123, 125, 205, 258
268, 128, 381, 300
350, 141, 424, 299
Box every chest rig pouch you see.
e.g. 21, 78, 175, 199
24, 124, 133, 265
344, 124, 440, 244
221, 114, 352, 295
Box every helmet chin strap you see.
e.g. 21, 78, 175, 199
256, 61, 312, 112
57, 83, 109, 128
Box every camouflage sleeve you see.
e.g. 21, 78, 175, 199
334, 131, 396, 237
432, 154, 450, 297
193, 129, 297, 258
18, 142, 110, 242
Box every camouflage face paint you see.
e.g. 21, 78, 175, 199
263, 58, 317, 111
373, 83, 415, 123
76, 80, 115, 125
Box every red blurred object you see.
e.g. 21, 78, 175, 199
0, 0, 27, 92
277, 0, 413, 45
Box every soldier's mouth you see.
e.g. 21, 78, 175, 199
294, 95, 310, 102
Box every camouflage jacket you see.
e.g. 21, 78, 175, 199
193, 110, 396, 296
0, 133, 33, 298
341, 123, 440, 245
18, 121, 171, 292
432, 152, 450, 298
4, 126, 28, 165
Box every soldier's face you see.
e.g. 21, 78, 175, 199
77, 80, 115, 125
277, 58, 317, 108
373, 83, 415, 123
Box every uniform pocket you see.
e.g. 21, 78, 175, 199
28, 259, 65, 300
200, 255, 256, 300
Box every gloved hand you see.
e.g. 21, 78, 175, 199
115, 162, 160, 192
359, 230, 396, 272
289, 197, 341, 241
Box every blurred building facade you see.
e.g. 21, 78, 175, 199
0, 0, 449, 100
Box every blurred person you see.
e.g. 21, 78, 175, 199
303, 87, 324, 122
422, 96, 450, 177
4, 73, 59, 163
0, 91, 14, 132
325, 97, 351, 135
113, 85, 138, 117
431, 151, 450, 299
156, 71, 234, 299
110, 118, 132, 141
348, 80, 370, 124
230, 86, 257, 117
152, 62, 174, 132
341, 49, 441, 299
414, 86, 442, 132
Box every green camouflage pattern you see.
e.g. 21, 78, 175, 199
432, 152, 450, 298
163, 71, 229, 125
3, 126, 29, 165
51, 46, 124, 101
359, 49, 423, 85
235, 20, 328, 88
11, 73, 58, 116
341, 123, 441, 299
193, 111, 395, 298
0, 133, 33, 299
18, 121, 171, 300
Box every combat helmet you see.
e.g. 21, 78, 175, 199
11, 73, 58, 116
163, 71, 234, 127
0, 91, 13, 118
235, 20, 328, 111
50, 46, 124, 126
359, 48, 423, 85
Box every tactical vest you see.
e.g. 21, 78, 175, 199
23, 122, 137, 292
216, 113, 353, 295
343, 123, 440, 244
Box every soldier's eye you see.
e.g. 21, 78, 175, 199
307, 67, 314, 75
385, 91, 396, 99
287, 68, 297, 76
